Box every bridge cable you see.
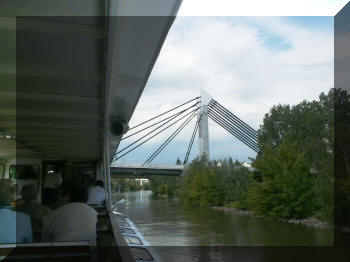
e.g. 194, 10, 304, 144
183, 112, 202, 165
142, 109, 198, 166
142, 110, 198, 166
208, 110, 261, 153
116, 107, 199, 155
209, 113, 261, 154
208, 117, 261, 154
209, 107, 260, 142
128, 97, 200, 131
208, 101, 260, 141
115, 108, 198, 160
208, 111, 261, 153
210, 103, 272, 149
208, 109, 260, 147
208, 101, 260, 143
209, 100, 259, 138
122, 102, 199, 140
208, 104, 259, 142
209, 99, 260, 137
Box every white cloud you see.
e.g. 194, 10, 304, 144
122, 16, 333, 163
178, 0, 347, 16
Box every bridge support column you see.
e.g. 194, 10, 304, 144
198, 90, 211, 160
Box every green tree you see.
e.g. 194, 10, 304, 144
223, 163, 251, 205
228, 157, 234, 167
257, 89, 334, 221
111, 178, 142, 191
176, 158, 182, 165
149, 176, 180, 196
249, 142, 318, 219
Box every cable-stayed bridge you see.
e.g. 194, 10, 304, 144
111, 91, 260, 178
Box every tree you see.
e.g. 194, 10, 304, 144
179, 156, 225, 207
149, 176, 180, 196
223, 162, 251, 205
249, 142, 318, 219
228, 157, 234, 167
258, 89, 333, 167
257, 88, 334, 221
176, 158, 182, 165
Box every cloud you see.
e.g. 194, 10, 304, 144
178, 0, 347, 16
120, 16, 333, 164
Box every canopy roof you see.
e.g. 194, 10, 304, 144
0, 0, 182, 161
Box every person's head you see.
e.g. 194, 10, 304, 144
0, 179, 16, 206
21, 184, 37, 202
95, 180, 104, 188
60, 180, 88, 204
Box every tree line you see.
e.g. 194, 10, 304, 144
111, 178, 150, 192
149, 88, 350, 226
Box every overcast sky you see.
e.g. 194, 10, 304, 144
117, 15, 334, 165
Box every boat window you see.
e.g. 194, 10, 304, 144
123, 235, 143, 245
0, 164, 4, 179
73, 162, 97, 188
130, 247, 153, 261
9, 165, 40, 195
120, 222, 131, 227
121, 228, 136, 234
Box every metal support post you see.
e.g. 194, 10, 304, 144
198, 90, 211, 160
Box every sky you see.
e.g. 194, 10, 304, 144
115, 2, 341, 165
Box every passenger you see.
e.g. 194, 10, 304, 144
42, 180, 97, 244
42, 170, 62, 208
14, 184, 25, 206
0, 179, 32, 243
16, 184, 50, 240
87, 180, 106, 206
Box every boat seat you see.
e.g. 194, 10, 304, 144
0, 241, 92, 262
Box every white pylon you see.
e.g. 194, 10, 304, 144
198, 90, 211, 160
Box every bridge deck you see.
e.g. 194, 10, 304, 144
110, 164, 184, 178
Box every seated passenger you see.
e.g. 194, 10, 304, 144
42, 170, 62, 209
0, 179, 32, 243
87, 180, 106, 206
42, 180, 97, 244
16, 184, 49, 240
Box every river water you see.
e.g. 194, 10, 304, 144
116, 190, 332, 246
115, 190, 349, 262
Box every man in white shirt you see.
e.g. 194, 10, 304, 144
87, 180, 106, 206
42, 180, 97, 244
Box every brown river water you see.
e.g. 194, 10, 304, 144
115, 190, 349, 262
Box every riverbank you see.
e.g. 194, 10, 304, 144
211, 206, 333, 230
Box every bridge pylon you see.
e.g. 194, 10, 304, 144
198, 90, 212, 160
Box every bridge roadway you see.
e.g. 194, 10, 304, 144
110, 163, 184, 178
